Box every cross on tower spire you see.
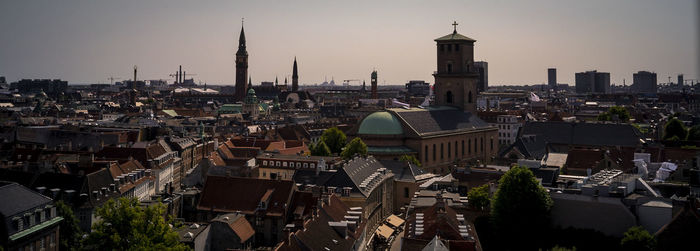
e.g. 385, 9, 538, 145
452, 21, 458, 33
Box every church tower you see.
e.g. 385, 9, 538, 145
371, 70, 378, 99
292, 57, 299, 92
235, 23, 249, 102
433, 22, 478, 114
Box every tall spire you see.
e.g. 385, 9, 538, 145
292, 57, 299, 92
248, 76, 252, 89
237, 19, 247, 55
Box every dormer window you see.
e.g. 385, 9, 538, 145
14, 217, 23, 231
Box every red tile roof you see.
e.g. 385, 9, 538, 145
198, 176, 295, 217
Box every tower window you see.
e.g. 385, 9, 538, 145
462, 140, 465, 156
447, 44, 452, 51
446, 91, 453, 103
440, 44, 445, 52
468, 91, 473, 103
455, 44, 460, 51
433, 144, 436, 161
447, 63, 452, 73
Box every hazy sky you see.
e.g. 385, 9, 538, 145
1, 0, 698, 86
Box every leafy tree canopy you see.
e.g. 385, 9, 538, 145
597, 106, 631, 122
399, 155, 421, 167
620, 226, 656, 251
83, 197, 189, 250
56, 200, 83, 251
310, 141, 332, 156
340, 137, 368, 159
687, 125, 700, 141
664, 118, 687, 140
467, 184, 490, 210
491, 166, 553, 249
320, 127, 347, 154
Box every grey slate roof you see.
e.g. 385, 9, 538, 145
510, 121, 644, 159
390, 106, 492, 137
0, 182, 52, 217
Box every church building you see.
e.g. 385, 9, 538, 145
350, 23, 498, 174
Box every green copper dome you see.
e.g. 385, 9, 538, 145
358, 111, 404, 135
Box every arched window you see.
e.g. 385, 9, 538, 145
447, 63, 452, 73
433, 144, 436, 161
461, 140, 465, 156
468, 91, 473, 103
446, 91, 453, 104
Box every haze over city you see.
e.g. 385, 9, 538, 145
0, 0, 698, 86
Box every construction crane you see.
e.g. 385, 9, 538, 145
107, 76, 121, 85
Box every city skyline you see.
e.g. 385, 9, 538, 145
0, 0, 698, 86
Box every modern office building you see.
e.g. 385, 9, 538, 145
575, 70, 610, 94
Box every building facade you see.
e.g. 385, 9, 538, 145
632, 71, 657, 94
575, 70, 610, 94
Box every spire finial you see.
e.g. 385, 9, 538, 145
452, 21, 458, 33
242, 17, 244, 26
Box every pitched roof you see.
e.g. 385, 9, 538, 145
434, 32, 476, 42
198, 176, 294, 217
512, 121, 644, 159
0, 182, 52, 217
389, 107, 491, 137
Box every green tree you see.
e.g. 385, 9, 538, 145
597, 106, 631, 122
310, 141, 331, 156
320, 127, 347, 154
56, 201, 83, 251
467, 184, 490, 210
83, 197, 189, 250
491, 166, 553, 250
664, 118, 687, 140
341, 137, 368, 159
687, 125, 700, 141
399, 155, 421, 167
549, 246, 577, 251
620, 226, 656, 251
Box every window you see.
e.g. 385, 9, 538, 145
468, 139, 471, 154
481, 138, 484, 152
303, 163, 308, 168
461, 140, 465, 155
447, 44, 452, 51
446, 91, 453, 103
468, 91, 473, 103
276, 161, 281, 167
440, 44, 445, 52
404, 187, 410, 198
455, 44, 460, 51
448, 142, 451, 158
455, 141, 458, 157
447, 63, 452, 73
433, 144, 436, 161
491, 138, 494, 151
474, 139, 478, 153
282, 162, 287, 167
440, 143, 444, 160
262, 171, 266, 177
424, 145, 429, 163
310, 164, 315, 169
262, 160, 268, 166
